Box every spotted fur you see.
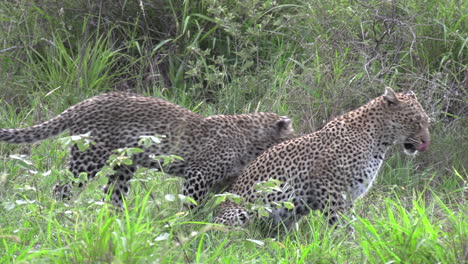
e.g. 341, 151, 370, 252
214, 87, 431, 228
0, 92, 295, 207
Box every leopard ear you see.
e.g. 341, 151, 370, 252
276, 116, 292, 131
406, 90, 416, 99
383, 86, 400, 105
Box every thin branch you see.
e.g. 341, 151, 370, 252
0, 46, 20, 53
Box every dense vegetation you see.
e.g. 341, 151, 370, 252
1, 0, 466, 263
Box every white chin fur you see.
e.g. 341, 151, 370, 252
403, 148, 418, 155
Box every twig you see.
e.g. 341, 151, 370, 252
0, 46, 20, 53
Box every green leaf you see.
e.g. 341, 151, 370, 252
9, 155, 33, 167
165, 194, 176, 201
245, 239, 265, 247
78, 172, 88, 182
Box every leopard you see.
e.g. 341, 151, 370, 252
0, 92, 296, 208
214, 87, 431, 229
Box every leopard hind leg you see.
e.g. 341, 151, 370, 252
53, 143, 110, 200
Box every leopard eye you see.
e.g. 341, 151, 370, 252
428, 117, 435, 126
411, 115, 421, 123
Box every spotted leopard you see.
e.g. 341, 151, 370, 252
214, 87, 430, 228
0, 92, 295, 207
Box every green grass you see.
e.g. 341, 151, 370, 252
0, 147, 465, 263
1, 0, 466, 263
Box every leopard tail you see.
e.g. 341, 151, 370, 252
0, 112, 70, 144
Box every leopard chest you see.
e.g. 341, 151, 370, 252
348, 154, 384, 200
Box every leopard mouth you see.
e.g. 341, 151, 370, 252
403, 141, 430, 154
404, 143, 416, 152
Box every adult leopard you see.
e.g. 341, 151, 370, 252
214, 87, 430, 228
0, 92, 295, 207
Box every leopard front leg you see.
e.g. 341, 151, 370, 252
103, 165, 135, 208
182, 168, 216, 208
182, 158, 237, 208
182, 148, 239, 208
303, 182, 352, 226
